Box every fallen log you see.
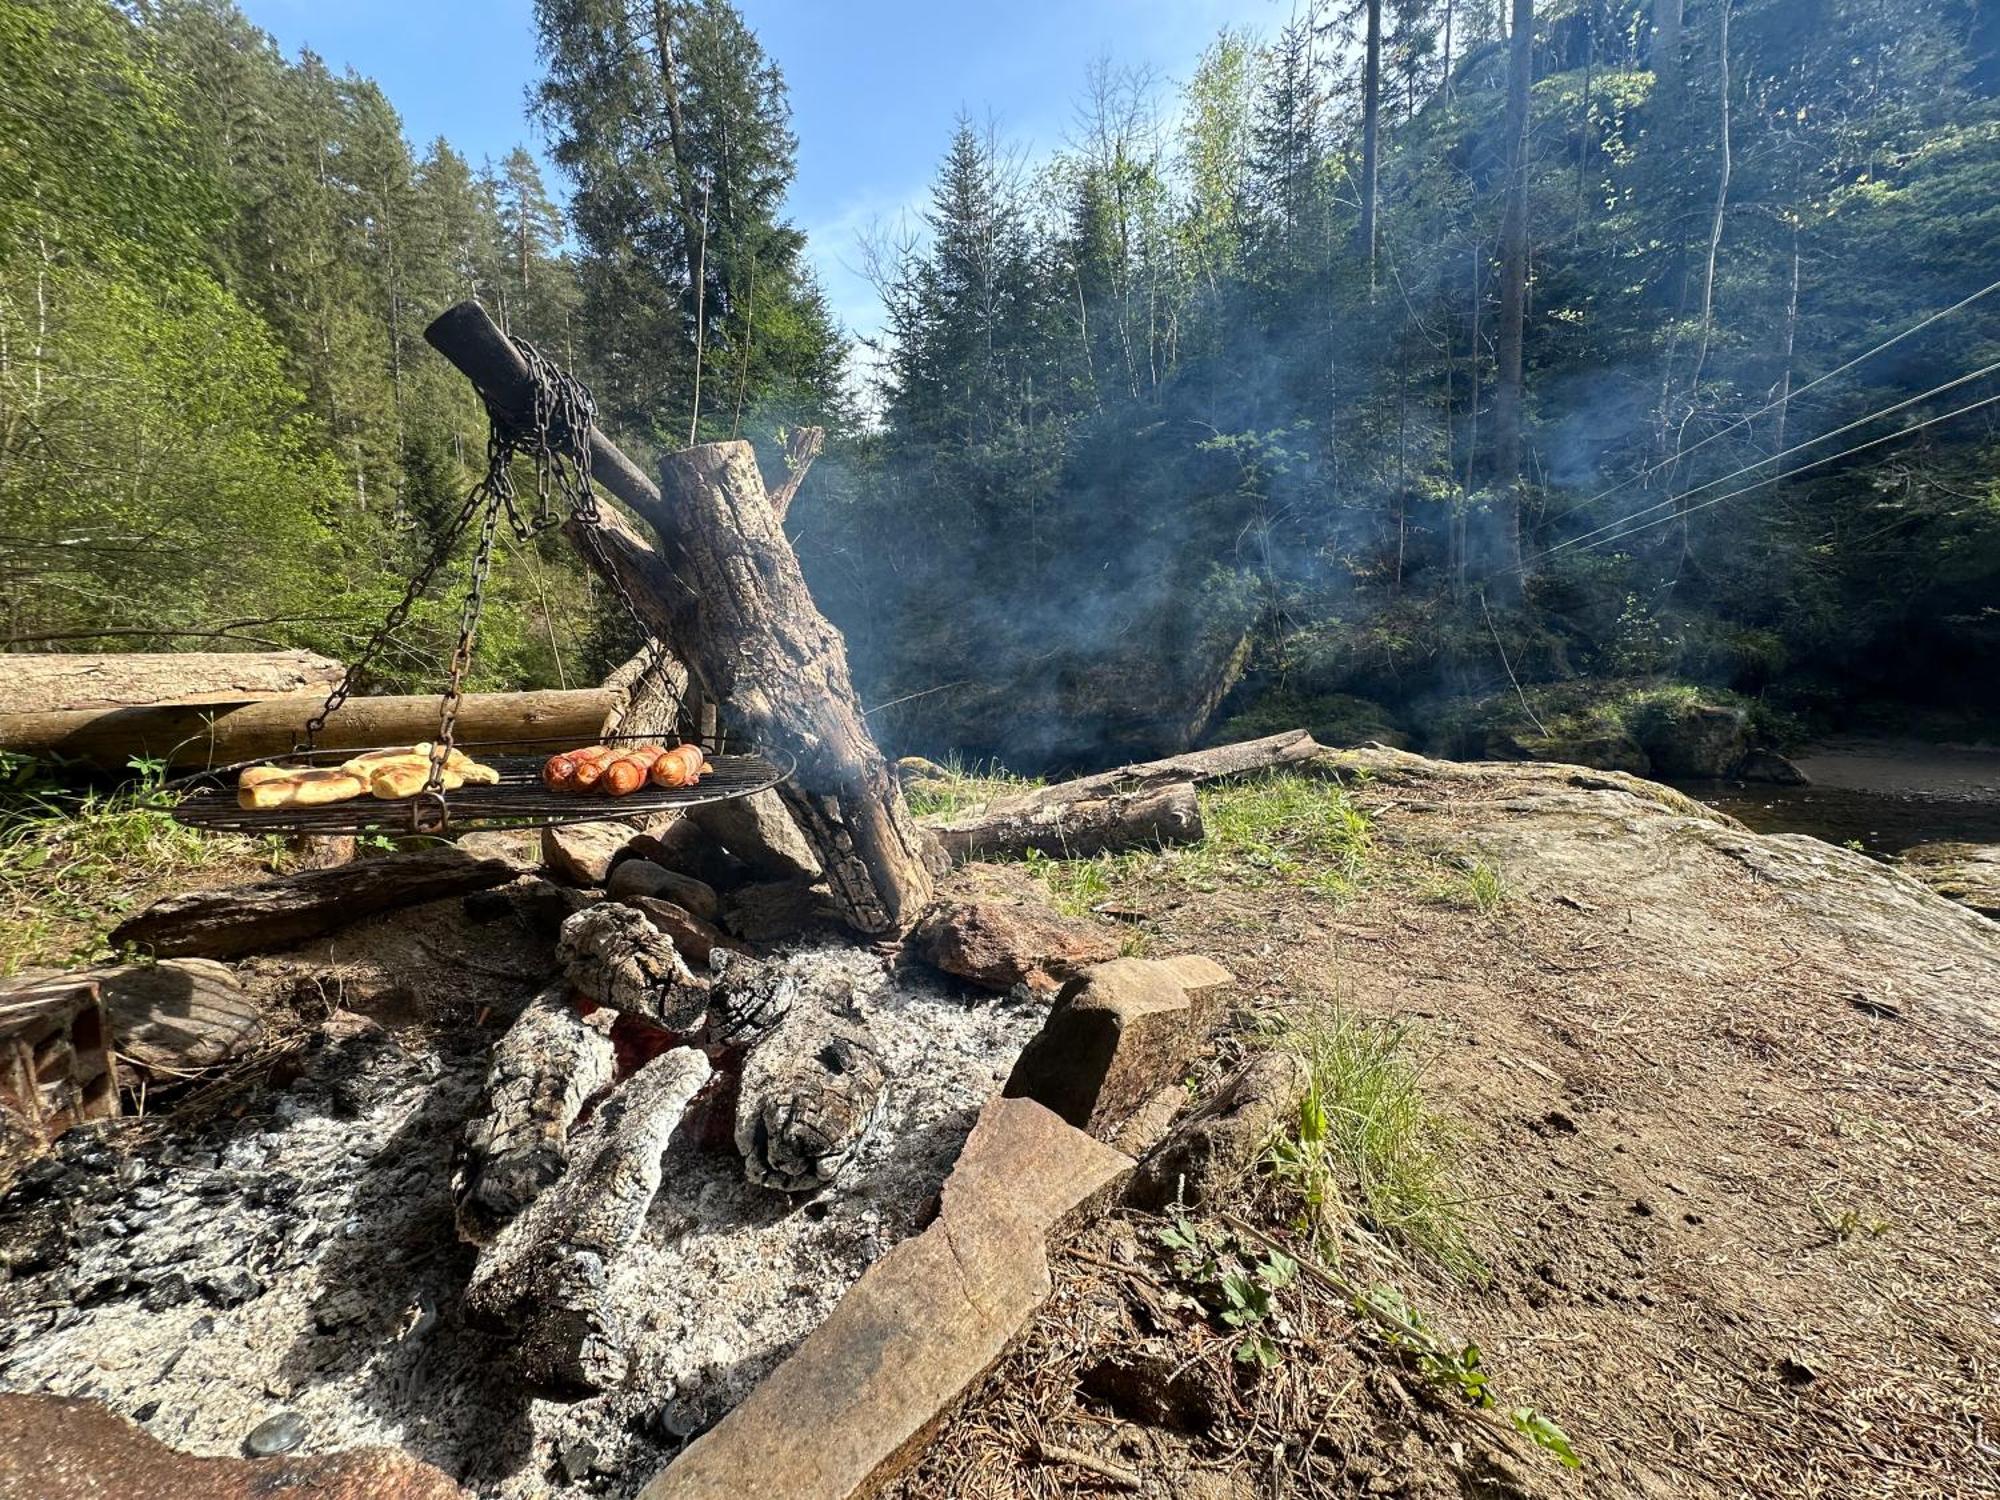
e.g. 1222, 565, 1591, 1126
454, 985, 618, 1245
464, 1046, 712, 1390
1028, 728, 1324, 807
88, 960, 261, 1074
930, 782, 1204, 864
0, 650, 344, 714
424, 303, 933, 935
109, 847, 522, 959
0, 688, 620, 771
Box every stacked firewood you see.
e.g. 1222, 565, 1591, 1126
452, 900, 886, 1391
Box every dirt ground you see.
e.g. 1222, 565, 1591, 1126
893, 751, 2000, 1500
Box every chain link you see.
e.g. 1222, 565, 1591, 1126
295, 324, 681, 831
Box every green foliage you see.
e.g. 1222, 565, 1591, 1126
1155, 1215, 1300, 1368
1184, 771, 1372, 897
0, 756, 265, 972
1265, 1009, 1483, 1282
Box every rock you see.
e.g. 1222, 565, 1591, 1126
605, 859, 721, 920
686, 790, 821, 881
618, 820, 750, 893
1505, 730, 1652, 776
83, 959, 262, 1074
1128, 1050, 1310, 1211
559, 1435, 601, 1483
720, 878, 836, 943
905, 888, 1121, 996
1004, 956, 1235, 1140
541, 820, 643, 886
642, 1097, 1132, 1500
1898, 842, 2000, 919
1736, 747, 1809, 785
624, 897, 752, 966
0, 1392, 467, 1498
244, 1411, 306, 1457
1634, 701, 1751, 779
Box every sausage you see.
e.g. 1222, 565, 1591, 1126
571, 745, 620, 791
648, 743, 707, 790
543, 744, 616, 791
603, 744, 668, 796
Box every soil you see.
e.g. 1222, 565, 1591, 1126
893, 750, 2000, 1500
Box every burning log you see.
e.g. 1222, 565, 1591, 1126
454, 986, 618, 1245
463, 1047, 712, 1390
423, 303, 936, 936
735, 999, 887, 1193
556, 904, 712, 1032
930, 782, 1203, 865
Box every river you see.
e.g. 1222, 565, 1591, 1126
1675, 738, 2000, 856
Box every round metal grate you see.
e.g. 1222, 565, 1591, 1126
167, 738, 793, 836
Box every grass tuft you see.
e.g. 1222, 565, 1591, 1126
0, 754, 270, 973
1264, 1008, 1484, 1284
900, 754, 1043, 819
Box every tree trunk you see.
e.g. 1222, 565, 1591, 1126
1774, 231, 1800, 454
929, 782, 1203, 865
422, 304, 926, 934
108, 848, 522, 959
1491, 0, 1534, 593
642, 443, 938, 934
0, 688, 621, 772
1359, 0, 1382, 287
0, 650, 343, 714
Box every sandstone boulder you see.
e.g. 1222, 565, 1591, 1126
905, 894, 1121, 995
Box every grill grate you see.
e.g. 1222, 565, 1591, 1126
168, 742, 792, 836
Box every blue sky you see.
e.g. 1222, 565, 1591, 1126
236, 0, 1274, 349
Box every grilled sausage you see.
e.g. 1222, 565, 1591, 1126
603, 744, 667, 796
648, 743, 707, 790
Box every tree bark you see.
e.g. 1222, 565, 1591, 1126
1359, 0, 1382, 287
930, 783, 1204, 865
108, 847, 522, 959
0, 650, 343, 715
639, 442, 938, 934
0, 688, 619, 771
1491, 0, 1535, 593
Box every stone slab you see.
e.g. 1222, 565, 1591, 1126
0, 1392, 466, 1499
1002, 956, 1235, 1138
642, 1096, 1131, 1500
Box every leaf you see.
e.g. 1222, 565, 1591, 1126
1510, 1408, 1582, 1469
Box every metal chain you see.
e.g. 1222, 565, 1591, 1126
295, 326, 683, 830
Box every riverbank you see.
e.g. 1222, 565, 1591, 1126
1675, 736, 2000, 855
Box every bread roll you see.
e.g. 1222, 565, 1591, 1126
237, 768, 368, 810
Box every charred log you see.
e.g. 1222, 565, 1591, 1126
734, 998, 886, 1193
556, 905, 710, 1032
463, 1046, 711, 1390
454, 986, 617, 1245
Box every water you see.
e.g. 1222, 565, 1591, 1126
1673, 738, 2000, 856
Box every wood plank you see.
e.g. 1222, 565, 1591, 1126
0, 650, 343, 714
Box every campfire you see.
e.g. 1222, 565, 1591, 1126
0, 302, 1282, 1497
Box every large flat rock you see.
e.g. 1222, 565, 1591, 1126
0, 1392, 466, 1499
1003, 955, 1234, 1138
642, 1096, 1131, 1500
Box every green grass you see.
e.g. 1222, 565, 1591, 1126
0, 755, 268, 973
899, 754, 1043, 819
1264, 1008, 1484, 1284
1426, 857, 1508, 913
1184, 771, 1372, 896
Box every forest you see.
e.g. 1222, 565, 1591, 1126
3, 0, 1998, 773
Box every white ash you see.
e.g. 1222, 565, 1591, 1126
0, 942, 1044, 1498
